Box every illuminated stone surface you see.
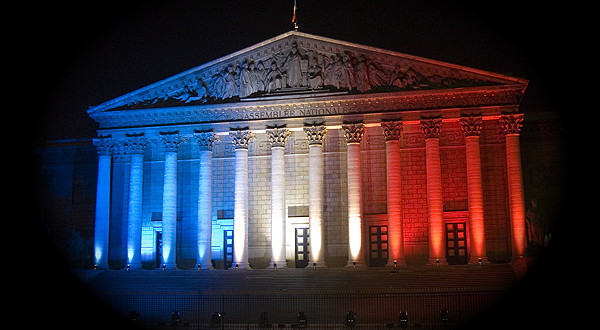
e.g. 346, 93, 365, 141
79, 31, 530, 269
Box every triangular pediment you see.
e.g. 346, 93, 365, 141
88, 30, 527, 114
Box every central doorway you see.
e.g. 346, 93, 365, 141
369, 225, 389, 267
223, 229, 234, 269
295, 228, 309, 268
445, 222, 468, 265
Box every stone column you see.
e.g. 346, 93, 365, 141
342, 123, 366, 267
124, 134, 147, 269
459, 116, 489, 264
93, 136, 113, 270
266, 127, 291, 268
230, 129, 255, 269
499, 114, 526, 260
304, 124, 328, 267
421, 118, 447, 265
159, 132, 182, 269
381, 121, 407, 266
194, 131, 219, 269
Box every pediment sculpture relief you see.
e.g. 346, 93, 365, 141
113, 40, 496, 111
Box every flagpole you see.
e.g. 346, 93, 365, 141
292, 0, 298, 30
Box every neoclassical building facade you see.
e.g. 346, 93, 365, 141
87, 31, 529, 269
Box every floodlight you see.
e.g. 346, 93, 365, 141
345, 311, 356, 327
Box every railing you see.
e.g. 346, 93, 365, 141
100, 289, 506, 329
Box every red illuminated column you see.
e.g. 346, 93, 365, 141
266, 127, 291, 269
381, 121, 406, 266
499, 114, 526, 260
459, 116, 488, 264
304, 124, 328, 267
230, 129, 255, 269
421, 118, 447, 265
343, 123, 366, 267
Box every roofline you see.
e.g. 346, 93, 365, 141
87, 30, 528, 114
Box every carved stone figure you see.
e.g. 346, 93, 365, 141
307, 60, 323, 90
354, 54, 371, 92
266, 61, 283, 92
283, 41, 304, 88
238, 60, 254, 98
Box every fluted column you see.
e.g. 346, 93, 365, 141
459, 116, 489, 264
194, 131, 219, 269
159, 132, 182, 269
304, 124, 328, 267
124, 134, 147, 269
230, 129, 255, 269
382, 121, 407, 266
93, 136, 113, 269
421, 118, 447, 265
499, 114, 526, 260
343, 123, 366, 267
267, 127, 291, 268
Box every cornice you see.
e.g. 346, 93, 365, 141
91, 85, 525, 130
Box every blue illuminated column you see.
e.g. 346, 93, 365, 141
266, 127, 291, 269
125, 134, 147, 269
342, 123, 366, 267
230, 129, 255, 269
160, 132, 182, 269
303, 124, 328, 267
93, 136, 113, 269
194, 131, 219, 269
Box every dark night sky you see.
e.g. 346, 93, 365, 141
32, 0, 572, 145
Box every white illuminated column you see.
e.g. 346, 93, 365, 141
342, 123, 366, 267
125, 134, 147, 269
194, 131, 219, 269
160, 133, 182, 270
421, 118, 447, 265
459, 116, 489, 264
267, 128, 291, 268
381, 121, 407, 266
230, 129, 255, 269
499, 114, 526, 260
93, 136, 113, 269
304, 125, 328, 267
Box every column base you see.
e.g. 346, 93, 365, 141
268, 261, 288, 269
161, 263, 178, 270
427, 258, 448, 266
469, 256, 490, 265
345, 260, 367, 268
386, 259, 407, 267
197, 264, 214, 270
307, 261, 327, 268
93, 263, 109, 270
125, 262, 143, 270
232, 262, 252, 270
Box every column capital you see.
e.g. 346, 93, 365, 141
342, 123, 364, 144
420, 117, 442, 139
194, 130, 220, 151
93, 135, 113, 156
124, 133, 148, 154
459, 115, 483, 137
499, 113, 524, 135
381, 121, 403, 141
230, 129, 255, 149
266, 127, 291, 148
159, 131, 184, 152
303, 124, 327, 145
